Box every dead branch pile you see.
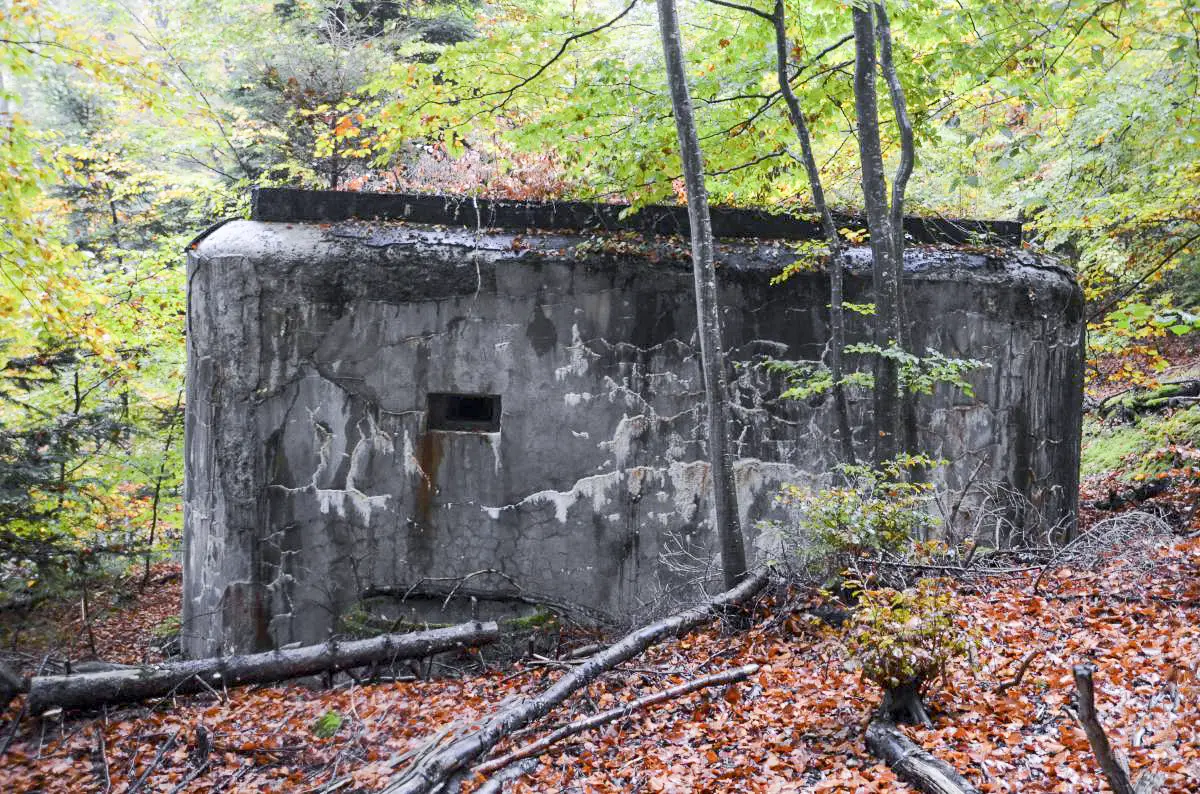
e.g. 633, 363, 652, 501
1034, 511, 1173, 593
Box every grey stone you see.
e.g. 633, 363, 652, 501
183, 220, 1083, 656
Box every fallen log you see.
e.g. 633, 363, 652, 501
382, 569, 770, 794
1098, 378, 1200, 417
475, 664, 759, 777
1073, 663, 1164, 794
26, 620, 499, 714
865, 718, 980, 794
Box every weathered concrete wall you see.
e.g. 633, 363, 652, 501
183, 220, 1083, 655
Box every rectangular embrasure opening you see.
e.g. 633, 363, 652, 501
427, 392, 502, 433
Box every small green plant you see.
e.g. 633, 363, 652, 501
770, 457, 939, 586
504, 607, 558, 631
150, 615, 181, 640
843, 577, 973, 726
764, 344, 985, 402
337, 603, 396, 638
311, 710, 344, 739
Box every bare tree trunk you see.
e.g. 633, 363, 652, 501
874, 0, 921, 465
771, 1, 855, 465
657, 0, 748, 588
27, 621, 499, 714
852, 4, 900, 466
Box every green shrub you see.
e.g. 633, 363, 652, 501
767, 457, 939, 585
844, 577, 973, 724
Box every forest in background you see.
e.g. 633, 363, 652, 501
1, 1, 1200, 792
1, 0, 1198, 603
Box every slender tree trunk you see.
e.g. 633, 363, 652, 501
142, 390, 183, 590
656, 0, 748, 588
772, 0, 855, 466
852, 4, 900, 466
874, 0, 921, 465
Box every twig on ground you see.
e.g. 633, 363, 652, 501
475, 664, 758, 777
1033, 512, 1172, 595
994, 649, 1044, 696
93, 725, 111, 793
127, 728, 180, 794
381, 570, 769, 794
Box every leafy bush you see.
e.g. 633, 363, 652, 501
766, 457, 939, 586
843, 578, 973, 724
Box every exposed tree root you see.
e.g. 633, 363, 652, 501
26, 620, 499, 714
865, 718, 980, 794
381, 569, 770, 794
879, 680, 933, 728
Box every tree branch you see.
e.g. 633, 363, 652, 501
1072, 663, 1164, 794
380, 570, 769, 794
702, 0, 774, 23
473, 664, 759, 777
874, 1, 914, 244
479, 0, 640, 113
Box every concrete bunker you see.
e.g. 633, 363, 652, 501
183, 189, 1084, 656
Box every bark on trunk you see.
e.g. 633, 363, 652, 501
0, 660, 27, 711
852, 5, 901, 466
26, 620, 499, 714
771, 0, 855, 465
880, 679, 932, 727
874, 0, 921, 464
657, 0, 748, 589
866, 718, 981, 794
381, 570, 769, 794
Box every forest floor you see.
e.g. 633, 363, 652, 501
0, 505, 1197, 793
1, 340, 1198, 793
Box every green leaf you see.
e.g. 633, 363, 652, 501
311, 711, 343, 739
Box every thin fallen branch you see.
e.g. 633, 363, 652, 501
474, 664, 759, 776
1072, 663, 1164, 794
994, 649, 1043, 697
382, 569, 769, 794
27, 621, 498, 714
128, 729, 179, 794
865, 718, 981, 794
473, 758, 538, 794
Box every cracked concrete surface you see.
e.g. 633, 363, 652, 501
183, 220, 1083, 655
